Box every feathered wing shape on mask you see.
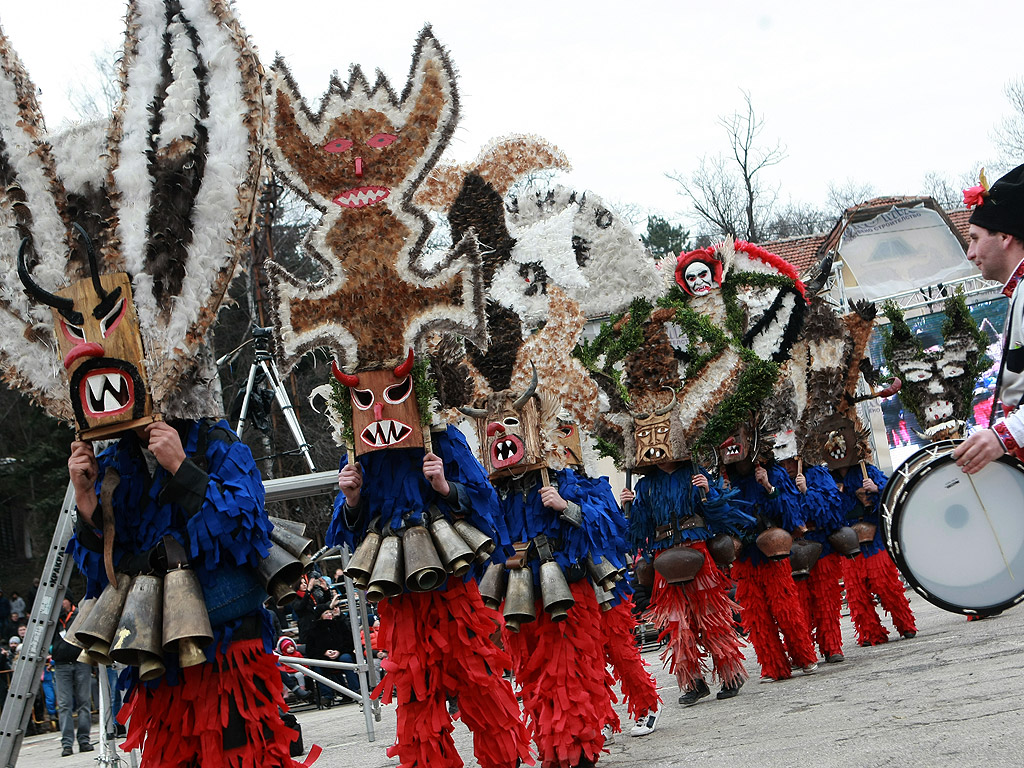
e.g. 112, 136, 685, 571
0, 0, 265, 421
264, 26, 486, 376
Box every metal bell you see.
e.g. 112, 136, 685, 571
366, 535, 404, 603
269, 526, 315, 560
403, 525, 447, 593
429, 515, 475, 577
346, 530, 382, 590
256, 543, 305, 607
75, 576, 131, 665
540, 560, 575, 622
453, 519, 495, 564
110, 574, 166, 681
64, 597, 97, 651
851, 521, 877, 544
828, 526, 862, 559
268, 516, 307, 536
478, 562, 507, 610
756, 527, 794, 561
162, 567, 214, 668
789, 539, 823, 582
593, 580, 615, 612
707, 533, 739, 567
586, 554, 619, 592
502, 567, 536, 633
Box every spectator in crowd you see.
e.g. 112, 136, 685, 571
9, 592, 26, 619
51, 597, 93, 757
294, 575, 331, 644
275, 636, 311, 701
304, 605, 359, 706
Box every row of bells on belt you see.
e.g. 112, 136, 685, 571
475, 554, 625, 632
258, 516, 318, 608
63, 568, 213, 682
345, 510, 496, 603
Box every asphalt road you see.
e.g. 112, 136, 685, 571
11, 589, 1022, 768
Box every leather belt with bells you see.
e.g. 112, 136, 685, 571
654, 514, 706, 542
505, 534, 561, 568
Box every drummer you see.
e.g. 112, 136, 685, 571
954, 163, 1024, 473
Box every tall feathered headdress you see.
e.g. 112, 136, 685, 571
0, 0, 265, 433
264, 27, 488, 457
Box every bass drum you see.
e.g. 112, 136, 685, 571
881, 439, 1024, 616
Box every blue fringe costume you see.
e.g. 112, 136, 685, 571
730, 463, 818, 681
628, 463, 753, 695
326, 426, 530, 768
67, 419, 302, 768
833, 462, 917, 645
791, 465, 847, 660
496, 466, 620, 768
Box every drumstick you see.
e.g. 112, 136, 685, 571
965, 472, 1014, 581
797, 457, 802, 476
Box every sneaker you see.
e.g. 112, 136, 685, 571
61, 747, 73, 757
901, 630, 917, 639
760, 676, 777, 683
716, 679, 743, 700
826, 653, 845, 663
800, 663, 818, 675
678, 678, 711, 706
630, 705, 661, 737
79, 743, 94, 753
601, 723, 615, 744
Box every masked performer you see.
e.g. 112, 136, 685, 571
418, 140, 666, 758
0, 4, 314, 766
263, 29, 531, 768
579, 239, 807, 690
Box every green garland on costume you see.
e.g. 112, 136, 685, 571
328, 377, 355, 447
719, 270, 801, 338
412, 357, 436, 428
573, 296, 652, 401
696, 349, 779, 451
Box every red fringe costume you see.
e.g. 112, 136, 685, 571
503, 581, 614, 768
376, 578, 533, 768
733, 559, 817, 680
646, 544, 747, 691
118, 639, 304, 768
598, 600, 661, 722
794, 552, 845, 659
842, 550, 917, 646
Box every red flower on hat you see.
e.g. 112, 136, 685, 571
963, 184, 987, 209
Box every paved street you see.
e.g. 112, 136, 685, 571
10, 589, 1022, 768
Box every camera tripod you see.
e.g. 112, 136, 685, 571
234, 326, 316, 472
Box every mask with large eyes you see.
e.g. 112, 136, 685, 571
50, 272, 153, 439
332, 350, 424, 456
890, 335, 976, 440
633, 411, 674, 467
674, 251, 723, 298
683, 261, 715, 296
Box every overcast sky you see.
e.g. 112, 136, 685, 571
1, 0, 1022, 229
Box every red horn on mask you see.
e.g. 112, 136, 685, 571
331, 360, 359, 387
394, 348, 414, 378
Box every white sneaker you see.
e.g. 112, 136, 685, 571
801, 662, 818, 675
601, 723, 615, 744
630, 704, 661, 737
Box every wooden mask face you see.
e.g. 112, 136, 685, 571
347, 367, 424, 457
51, 273, 153, 438
473, 395, 544, 478
552, 420, 584, 469
819, 414, 858, 470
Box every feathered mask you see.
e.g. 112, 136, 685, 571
0, 0, 265, 437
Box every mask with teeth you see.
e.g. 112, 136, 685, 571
462, 371, 545, 478
633, 411, 674, 466
332, 350, 424, 457
38, 268, 153, 439
818, 415, 858, 469
719, 422, 754, 465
